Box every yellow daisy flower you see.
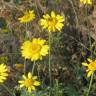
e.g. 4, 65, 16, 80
39, 11, 65, 32
18, 10, 35, 23
18, 72, 40, 92
0, 64, 9, 83
80, 0, 92, 5
14, 64, 24, 71
21, 38, 49, 61
82, 58, 96, 77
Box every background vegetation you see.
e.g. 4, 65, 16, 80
0, 0, 96, 96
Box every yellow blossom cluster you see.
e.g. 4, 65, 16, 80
0, 1, 94, 94
17, 10, 65, 93
18, 10, 65, 92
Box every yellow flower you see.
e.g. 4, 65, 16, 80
80, 0, 92, 5
14, 64, 24, 71
0, 64, 9, 83
21, 38, 49, 61
82, 58, 96, 77
18, 72, 40, 92
39, 11, 65, 32
18, 10, 35, 23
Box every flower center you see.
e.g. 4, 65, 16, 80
31, 44, 41, 54
48, 18, 57, 26
24, 78, 33, 87
24, 14, 31, 20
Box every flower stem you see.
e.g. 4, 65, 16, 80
55, 79, 59, 96
26, 23, 28, 39
2, 84, 15, 96
68, 0, 79, 28
32, 61, 35, 75
88, 32, 93, 59
87, 73, 94, 96
48, 33, 52, 87
24, 59, 26, 74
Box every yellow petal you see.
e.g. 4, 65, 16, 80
33, 76, 37, 80
31, 86, 36, 90
20, 84, 24, 88
82, 62, 88, 66
87, 71, 93, 77
34, 81, 40, 86
51, 11, 56, 18
87, 58, 92, 62
0, 79, 4, 83
28, 72, 32, 79
22, 75, 27, 79
18, 80, 24, 83
28, 87, 32, 93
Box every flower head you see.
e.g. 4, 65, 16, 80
14, 64, 24, 71
80, 0, 92, 5
21, 38, 49, 61
18, 72, 40, 92
18, 10, 35, 23
39, 11, 65, 32
0, 64, 9, 83
82, 58, 96, 77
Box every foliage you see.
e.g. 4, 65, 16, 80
0, 0, 96, 96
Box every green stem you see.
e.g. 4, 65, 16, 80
25, 23, 28, 39
68, 0, 79, 28
55, 79, 59, 96
24, 59, 26, 74
48, 33, 52, 87
32, 61, 36, 75
88, 32, 93, 59
87, 73, 94, 96
2, 84, 15, 96
85, 4, 93, 96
